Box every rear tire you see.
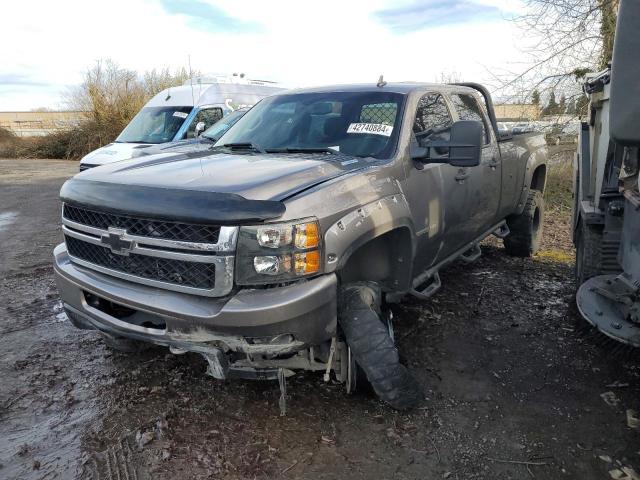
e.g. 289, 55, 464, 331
575, 220, 603, 287
504, 190, 544, 257
100, 331, 150, 353
339, 283, 422, 410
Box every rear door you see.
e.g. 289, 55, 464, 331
449, 92, 501, 234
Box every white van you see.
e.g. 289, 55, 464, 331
79, 76, 283, 170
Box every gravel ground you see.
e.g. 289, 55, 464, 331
0, 157, 638, 480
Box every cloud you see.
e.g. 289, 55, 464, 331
158, 0, 261, 33
374, 0, 501, 32
0, 0, 528, 110
0, 73, 48, 87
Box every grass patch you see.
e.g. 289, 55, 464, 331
544, 150, 574, 215
535, 249, 574, 264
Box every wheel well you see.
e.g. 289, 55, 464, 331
531, 164, 547, 192
338, 228, 412, 292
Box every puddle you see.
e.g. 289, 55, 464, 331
0, 211, 18, 231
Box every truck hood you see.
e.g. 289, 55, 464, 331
136, 138, 212, 157
80, 142, 154, 166
77, 149, 367, 202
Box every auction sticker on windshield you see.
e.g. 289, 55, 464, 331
173, 111, 189, 119
347, 123, 393, 137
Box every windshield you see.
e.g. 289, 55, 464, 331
116, 106, 192, 144
202, 109, 247, 141
216, 91, 405, 158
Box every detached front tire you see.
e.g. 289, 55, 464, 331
504, 190, 544, 257
339, 284, 422, 410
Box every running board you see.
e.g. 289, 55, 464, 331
402, 220, 506, 303
410, 272, 441, 300
460, 244, 482, 263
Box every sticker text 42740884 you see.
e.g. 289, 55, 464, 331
347, 123, 393, 137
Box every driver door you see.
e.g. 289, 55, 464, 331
404, 92, 474, 272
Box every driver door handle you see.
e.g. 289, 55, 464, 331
455, 169, 469, 183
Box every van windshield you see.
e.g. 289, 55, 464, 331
216, 91, 405, 159
116, 106, 192, 144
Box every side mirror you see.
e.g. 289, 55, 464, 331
195, 121, 206, 137
411, 120, 483, 167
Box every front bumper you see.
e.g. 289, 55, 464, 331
53, 244, 337, 356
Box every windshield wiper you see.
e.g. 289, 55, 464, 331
264, 147, 339, 155
221, 142, 265, 153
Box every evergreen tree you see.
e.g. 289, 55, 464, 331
531, 89, 541, 106
559, 94, 567, 114
544, 91, 559, 116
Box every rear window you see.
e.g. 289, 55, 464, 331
360, 103, 398, 126
450, 94, 490, 144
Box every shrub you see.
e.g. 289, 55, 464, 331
0, 127, 19, 158
11, 60, 194, 160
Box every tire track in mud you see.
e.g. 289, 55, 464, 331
85, 434, 140, 480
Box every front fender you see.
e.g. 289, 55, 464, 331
323, 194, 415, 290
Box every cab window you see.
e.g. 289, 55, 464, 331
450, 94, 490, 144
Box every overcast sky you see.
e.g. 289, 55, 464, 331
1, 0, 527, 111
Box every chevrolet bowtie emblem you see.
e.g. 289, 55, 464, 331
100, 228, 133, 256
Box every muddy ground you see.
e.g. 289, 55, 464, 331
1, 158, 638, 480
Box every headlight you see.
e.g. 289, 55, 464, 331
236, 218, 322, 285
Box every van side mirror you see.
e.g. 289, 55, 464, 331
195, 121, 206, 137
411, 120, 483, 167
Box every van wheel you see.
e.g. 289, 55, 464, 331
575, 220, 603, 287
504, 190, 544, 257
99, 331, 150, 353
339, 283, 422, 410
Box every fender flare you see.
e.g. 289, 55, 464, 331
516, 143, 548, 215
323, 194, 415, 291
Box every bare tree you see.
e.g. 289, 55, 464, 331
491, 0, 618, 119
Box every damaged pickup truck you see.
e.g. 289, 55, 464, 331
54, 82, 547, 410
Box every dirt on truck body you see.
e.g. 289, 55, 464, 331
1, 158, 640, 479
53, 81, 549, 410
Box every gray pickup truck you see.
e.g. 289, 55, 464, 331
54, 82, 547, 410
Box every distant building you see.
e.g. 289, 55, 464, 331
494, 103, 541, 122
0, 111, 85, 137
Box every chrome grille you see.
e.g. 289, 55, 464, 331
62, 204, 237, 297
63, 204, 221, 243
65, 236, 217, 289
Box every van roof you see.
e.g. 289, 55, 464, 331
146, 82, 284, 108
